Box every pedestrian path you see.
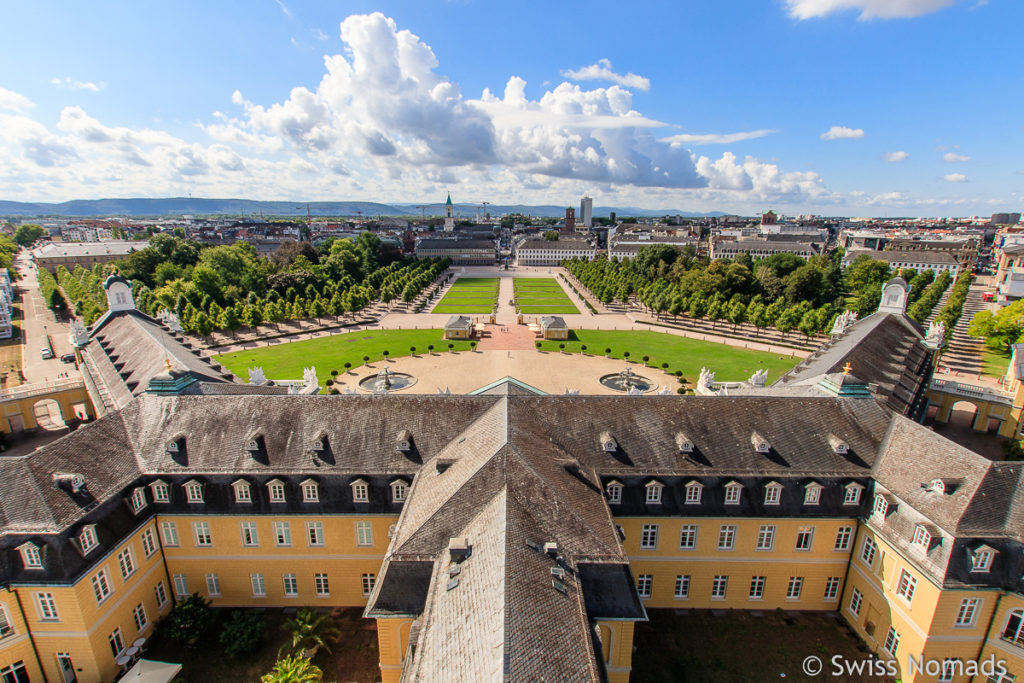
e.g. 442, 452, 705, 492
938, 281, 987, 377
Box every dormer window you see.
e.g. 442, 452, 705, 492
873, 494, 891, 518
804, 482, 822, 506
79, 525, 99, 555
724, 481, 742, 505
606, 481, 623, 504
396, 430, 412, 452
970, 545, 995, 573
912, 525, 932, 550
166, 437, 187, 466
827, 434, 848, 455
302, 479, 319, 503
129, 487, 147, 513
751, 432, 770, 454
843, 483, 863, 505
685, 481, 703, 504
675, 433, 694, 454
764, 482, 782, 505
645, 480, 663, 504
390, 479, 408, 503
927, 479, 946, 494
18, 542, 43, 570
311, 433, 327, 452
184, 481, 203, 504
351, 479, 369, 503
267, 480, 286, 503
600, 431, 617, 452
232, 479, 252, 503
150, 480, 169, 503
246, 437, 261, 452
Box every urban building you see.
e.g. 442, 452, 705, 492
579, 196, 593, 230
31, 241, 140, 274
515, 238, 596, 266
888, 238, 979, 268
710, 239, 816, 260
539, 315, 569, 340
444, 193, 455, 232
415, 239, 495, 265
842, 250, 961, 277
565, 207, 576, 233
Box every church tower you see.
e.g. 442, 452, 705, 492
444, 193, 455, 232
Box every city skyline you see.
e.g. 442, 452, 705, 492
0, 0, 1020, 215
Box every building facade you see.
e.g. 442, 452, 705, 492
515, 239, 596, 266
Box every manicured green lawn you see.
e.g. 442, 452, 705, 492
431, 277, 498, 313
215, 329, 473, 384
536, 330, 798, 382
981, 346, 1012, 380
514, 278, 579, 314
431, 304, 494, 314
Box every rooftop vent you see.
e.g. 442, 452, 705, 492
751, 432, 771, 454
311, 434, 326, 452
448, 537, 471, 562
552, 579, 567, 594
53, 473, 86, 493
446, 578, 460, 591
827, 434, 849, 455
543, 541, 559, 557
599, 431, 617, 452
675, 432, 694, 454
396, 430, 412, 452
551, 567, 565, 579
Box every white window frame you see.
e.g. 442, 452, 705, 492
150, 480, 169, 503
361, 573, 376, 597
184, 481, 203, 504
645, 481, 663, 504
717, 524, 736, 551
233, 480, 252, 503
307, 521, 324, 547
824, 577, 841, 601
860, 537, 877, 566
18, 543, 42, 570
749, 576, 766, 600
251, 573, 266, 598
912, 525, 931, 550
606, 482, 622, 504
283, 573, 298, 597
273, 521, 292, 547
161, 521, 179, 547
896, 569, 917, 604
786, 576, 803, 600
91, 568, 112, 604
883, 627, 900, 656
109, 627, 125, 660
80, 525, 99, 555
355, 521, 373, 547
193, 521, 212, 547
35, 592, 59, 621
971, 548, 994, 572
756, 525, 776, 551
390, 480, 407, 503
679, 524, 698, 550
674, 575, 690, 599
155, 581, 168, 608
724, 482, 742, 505
173, 573, 188, 597
834, 526, 853, 552
314, 573, 330, 597
764, 483, 782, 505
711, 575, 727, 600
267, 480, 286, 503
205, 573, 221, 597
637, 574, 652, 599
0, 604, 12, 637
848, 587, 863, 617
130, 487, 147, 513
640, 524, 659, 550
795, 526, 815, 551
117, 547, 135, 579
240, 521, 259, 547
843, 483, 862, 505
873, 494, 889, 518
141, 528, 157, 558
132, 603, 148, 632
302, 480, 319, 503
351, 479, 369, 503
684, 481, 702, 504
954, 598, 980, 627
803, 483, 822, 505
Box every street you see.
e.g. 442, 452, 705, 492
12, 251, 81, 385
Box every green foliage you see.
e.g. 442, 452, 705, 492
543, 230, 559, 241
968, 297, 1024, 354
220, 610, 267, 658
163, 594, 214, 644
907, 271, 952, 322
933, 273, 974, 340
281, 608, 340, 656
1002, 439, 1024, 462
13, 224, 46, 247
260, 655, 323, 683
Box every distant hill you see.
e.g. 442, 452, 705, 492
0, 197, 728, 219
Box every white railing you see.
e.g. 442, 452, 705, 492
930, 378, 1013, 404
0, 377, 84, 400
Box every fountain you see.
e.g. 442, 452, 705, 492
358, 367, 417, 392
599, 367, 653, 393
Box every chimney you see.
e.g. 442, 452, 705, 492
543, 541, 558, 557
448, 537, 470, 562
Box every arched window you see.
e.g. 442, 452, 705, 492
1003, 609, 1024, 648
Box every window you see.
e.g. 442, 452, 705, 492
91, 569, 112, 604
971, 548, 994, 572
896, 569, 917, 604
756, 525, 776, 551
240, 521, 259, 547
718, 525, 736, 550
391, 480, 407, 503
674, 575, 690, 599
351, 479, 369, 503
80, 525, 99, 555
786, 577, 803, 600
274, 521, 292, 547
0, 605, 11, 637
645, 481, 663, 504
18, 544, 42, 570
873, 495, 888, 518
711, 575, 727, 600
834, 527, 853, 551
679, 525, 698, 550
684, 481, 703, 504
1002, 610, 1024, 647
132, 603, 148, 632
749, 576, 766, 600
307, 521, 324, 546
233, 480, 251, 503
141, 529, 157, 558
824, 577, 841, 601
150, 480, 169, 503
108, 627, 125, 659
912, 525, 932, 549
843, 484, 862, 505
361, 573, 376, 596
606, 482, 622, 504
251, 573, 266, 597
283, 574, 298, 597
315, 573, 330, 597
173, 573, 188, 597
117, 548, 135, 579
637, 574, 652, 599
302, 480, 319, 503
764, 483, 782, 505
161, 521, 179, 547
640, 524, 659, 550
154, 581, 168, 608
848, 588, 863, 617
193, 521, 212, 547
130, 487, 147, 513
938, 659, 960, 683
883, 627, 900, 656
0, 662, 29, 683
860, 537, 877, 566
356, 521, 373, 547
795, 526, 814, 551
804, 483, 822, 505
955, 598, 980, 627
206, 573, 221, 597
268, 480, 286, 503
35, 593, 58, 620
724, 482, 742, 505
184, 481, 203, 503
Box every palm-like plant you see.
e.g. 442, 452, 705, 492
281, 608, 341, 657
261, 655, 323, 683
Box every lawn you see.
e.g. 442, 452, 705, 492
431, 277, 498, 314
144, 608, 379, 683
215, 329, 473, 384
513, 278, 579, 315
981, 346, 1011, 380
535, 330, 798, 383
632, 609, 884, 683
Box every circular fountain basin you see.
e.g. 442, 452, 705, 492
358, 372, 417, 392
599, 372, 653, 393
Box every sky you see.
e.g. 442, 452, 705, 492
0, 0, 1020, 216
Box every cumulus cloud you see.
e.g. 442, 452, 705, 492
562, 59, 650, 92
943, 152, 970, 162
786, 0, 957, 20
821, 125, 865, 140
885, 150, 909, 162
664, 129, 778, 145
50, 77, 105, 92
0, 87, 33, 111
944, 173, 967, 182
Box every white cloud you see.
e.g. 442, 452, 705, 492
943, 152, 970, 162
562, 59, 650, 92
274, 0, 293, 19
50, 77, 105, 92
0, 86, 33, 111
663, 129, 778, 145
786, 0, 957, 20
885, 150, 909, 162
943, 173, 967, 182
821, 125, 865, 140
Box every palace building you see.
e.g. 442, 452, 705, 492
0, 276, 1021, 682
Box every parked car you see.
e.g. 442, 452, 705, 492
60, 353, 75, 363
40, 348, 54, 360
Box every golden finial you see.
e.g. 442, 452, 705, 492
165, 357, 173, 373
842, 362, 853, 376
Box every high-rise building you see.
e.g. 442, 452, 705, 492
579, 196, 593, 230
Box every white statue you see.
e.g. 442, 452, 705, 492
343, 386, 359, 395
248, 367, 268, 386
287, 385, 299, 395
749, 368, 769, 387
627, 386, 645, 395
302, 366, 318, 388
924, 320, 946, 350
564, 388, 581, 396
657, 386, 672, 395
70, 320, 90, 348
696, 366, 728, 396
830, 310, 858, 336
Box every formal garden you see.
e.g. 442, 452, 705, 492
511, 277, 578, 314
430, 277, 499, 314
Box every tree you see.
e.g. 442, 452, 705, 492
192, 311, 214, 339
281, 608, 340, 657
728, 300, 747, 330
559, 343, 566, 354
220, 610, 266, 658
163, 594, 214, 645
48, 287, 68, 314
543, 230, 559, 241
775, 306, 802, 338
344, 362, 352, 373
219, 307, 241, 338
261, 656, 323, 683
968, 300, 1024, 354
427, 344, 434, 354
13, 224, 46, 247
470, 341, 477, 352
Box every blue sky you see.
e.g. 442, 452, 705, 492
0, 0, 1019, 215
